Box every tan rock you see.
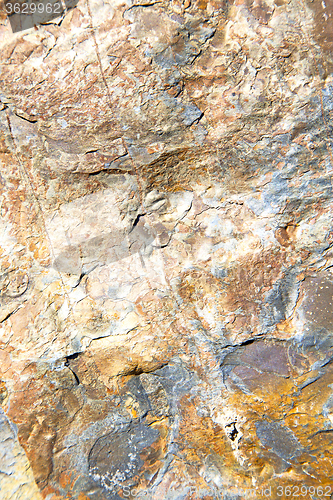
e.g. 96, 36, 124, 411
1, 0, 333, 497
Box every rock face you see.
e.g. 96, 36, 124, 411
0, 0, 333, 498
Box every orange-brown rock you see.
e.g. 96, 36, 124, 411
1, 0, 333, 498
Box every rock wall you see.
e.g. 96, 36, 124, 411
0, 0, 333, 498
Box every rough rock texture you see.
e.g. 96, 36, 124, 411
0, 0, 333, 498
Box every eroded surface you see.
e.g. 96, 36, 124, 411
0, 0, 333, 498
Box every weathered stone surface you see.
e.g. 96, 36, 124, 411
1, 0, 333, 498
0, 409, 43, 500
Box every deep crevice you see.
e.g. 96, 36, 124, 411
65, 353, 81, 385
14, 112, 38, 123
225, 422, 239, 441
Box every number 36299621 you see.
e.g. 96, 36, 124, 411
5, 2, 62, 14
277, 485, 331, 497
